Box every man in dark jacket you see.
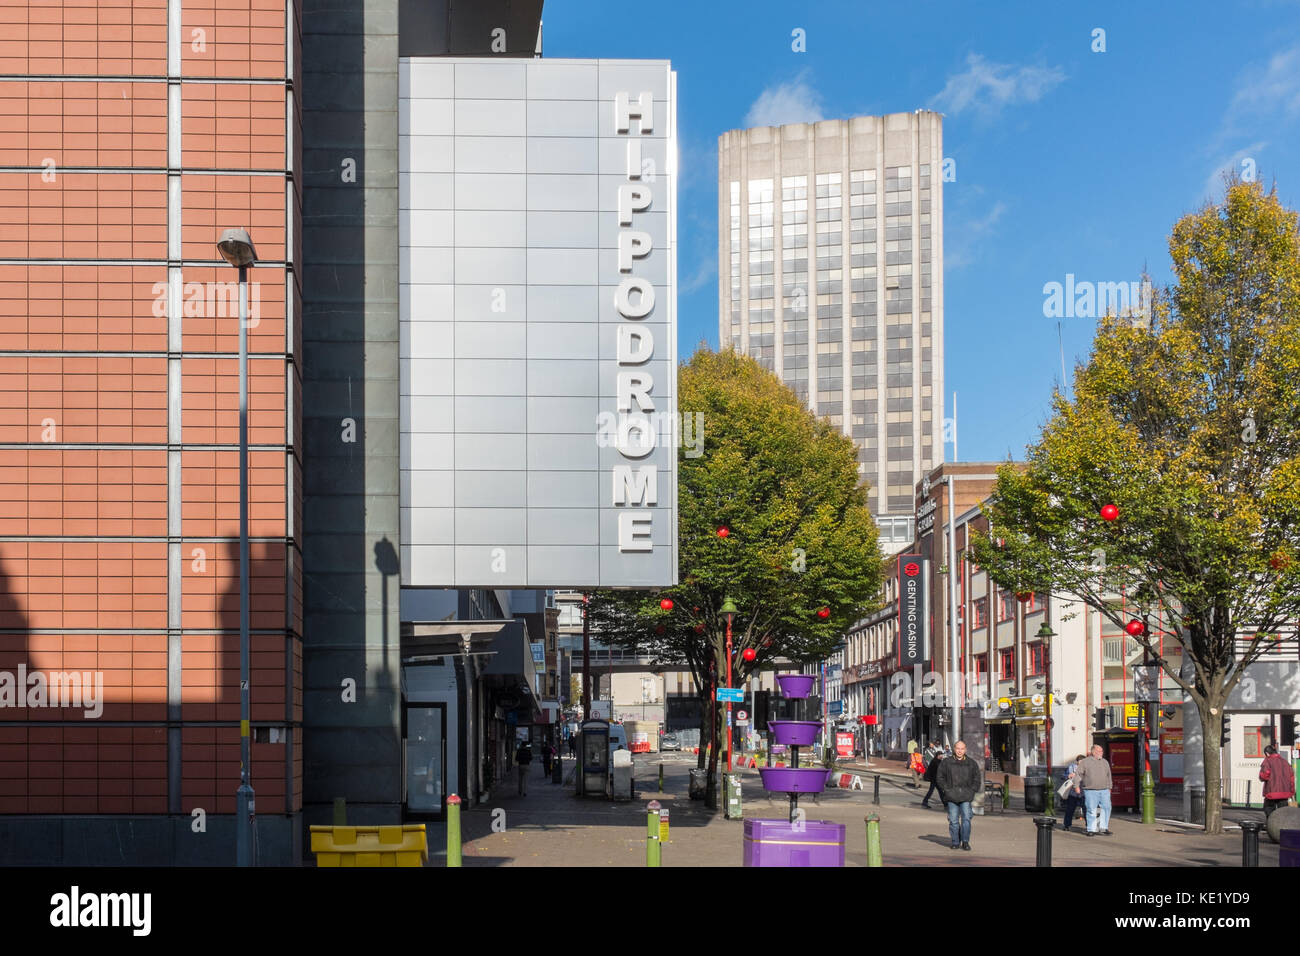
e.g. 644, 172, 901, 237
935, 740, 982, 850
921, 744, 945, 808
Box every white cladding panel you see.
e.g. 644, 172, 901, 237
399, 58, 678, 588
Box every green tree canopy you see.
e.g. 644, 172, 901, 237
971, 180, 1300, 832
588, 347, 884, 793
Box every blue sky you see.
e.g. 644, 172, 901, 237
545, 0, 1300, 462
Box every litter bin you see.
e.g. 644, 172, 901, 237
689, 768, 708, 801
723, 772, 742, 819
1024, 776, 1046, 813
1189, 787, 1205, 826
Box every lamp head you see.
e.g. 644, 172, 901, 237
1035, 621, 1055, 640
217, 227, 258, 267
720, 597, 737, 623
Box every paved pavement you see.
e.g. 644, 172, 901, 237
424, 752, 1280, 867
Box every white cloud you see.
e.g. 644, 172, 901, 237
1216, 44, 1300, 146
929, 53, 1065, 116
1202, 142, 1268, 203
1228, 45, 1300, 119
945, 201, 1007, 270
680, 252, 717, 295
744, 74, 826, 128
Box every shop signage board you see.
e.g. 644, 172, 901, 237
896, 554, 928, 667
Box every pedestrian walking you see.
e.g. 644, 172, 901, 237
935, 740, 982, 851
515, 740, 533, 796
921, 743, 946, 808
1259, 744, 1296, 821
1060, 753, 1085, 831
568, 735, 577, 758
908, 748, 926, 788
1077, 744, 1113, 835
540, 742, 554, 777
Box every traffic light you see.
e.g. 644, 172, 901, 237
753, 690, 770, 731
1221, 716, 1230, 748
1094, 707, 1107, 731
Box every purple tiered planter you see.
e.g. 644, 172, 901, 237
775, 674, 816, 698
768, 720, 821, 746
758, 767, 831, 793
743, 819, 846, 867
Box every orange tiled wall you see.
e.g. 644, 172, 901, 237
0, 0, 302, 819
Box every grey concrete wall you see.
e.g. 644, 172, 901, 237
301, 0, 405, 847
0, 815, 301, 866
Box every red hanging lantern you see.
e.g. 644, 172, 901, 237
694, 623, 705, 634
659, 598, 673, 611
1269, 551, 1290, 571
817, 607, 830, 619
1016, 591, 1033, 602
1100, 504, 1119, 522
716, 526, 730, 538
1125, 619, 1144, 636
742, 648, 756, 662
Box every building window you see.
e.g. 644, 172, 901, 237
1025, 641, 1046, 676
997, 589, 1015, 623
1245, 725, 1271, 758
971, 597, 988, 630
1024, 591, 1047, 614
973, 654, 988, 678
999, 647, 1015, 679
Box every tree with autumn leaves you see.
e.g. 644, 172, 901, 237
588, 347, 884, 806
972, 180, 1300, 834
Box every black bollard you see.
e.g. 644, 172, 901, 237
1241, 820, 1262, 867
873, 774, 880, 806
1033, 816, 1056, 867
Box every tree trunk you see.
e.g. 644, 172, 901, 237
704, 677, 718, 808
1199, 694, 1225, 834
695, 687, 709, 770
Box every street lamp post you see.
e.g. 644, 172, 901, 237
1036, 620, 1056, 816
721, 597, 737, 774
217, 227, 257, 867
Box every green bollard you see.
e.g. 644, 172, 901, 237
646, 800, 662, 867
332, 797, 347, 826
1003, 775, 1011, 810
1141, 766, 1156, 824
865, 814, 883, 867
659, 762, 664, 793
447, 794, 462, 868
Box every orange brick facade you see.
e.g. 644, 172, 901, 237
0, 0, 302, 831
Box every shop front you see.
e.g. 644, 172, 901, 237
985, 694, 1049, 774
401, 619, 541, 813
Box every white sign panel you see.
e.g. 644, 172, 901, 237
398, 58, 679, 588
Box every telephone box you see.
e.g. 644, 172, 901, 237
1092, 729, 1142, 811
580, 719, 610, 798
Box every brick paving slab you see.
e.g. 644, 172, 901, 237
423, 752, 1279, 867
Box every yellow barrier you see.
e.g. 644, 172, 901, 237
310, 824, 428, 867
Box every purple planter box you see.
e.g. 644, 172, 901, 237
759, 767, 829, 793
1281, 829, 1300, 868
775, 674, 816, 699
743, 818, 845, 867
768, 720, 821, 746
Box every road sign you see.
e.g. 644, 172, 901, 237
716, 688, 744, 703
737, 710, 748, 721
736, 720, 750, 727
659, 809, 669, 843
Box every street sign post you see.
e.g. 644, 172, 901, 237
716, 688, 744, 703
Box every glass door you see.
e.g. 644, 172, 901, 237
404, 703, 446, 815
